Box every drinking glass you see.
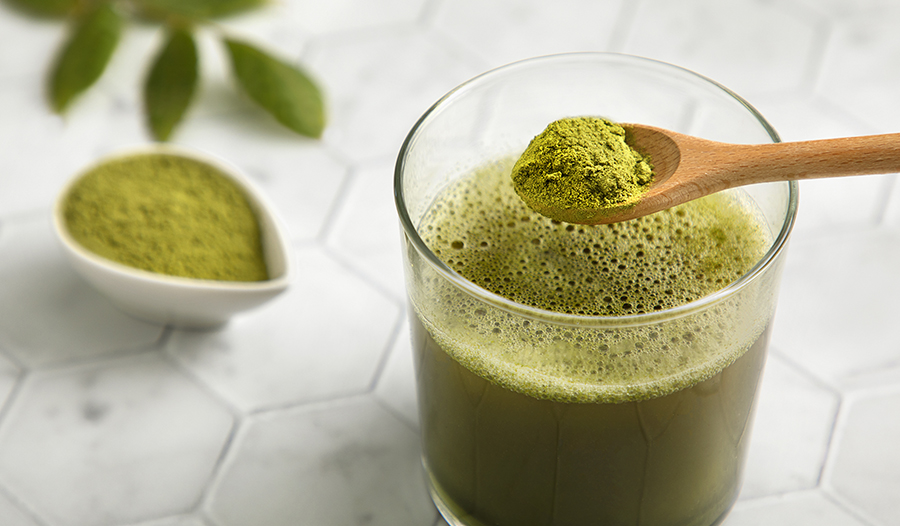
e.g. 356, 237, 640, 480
395, 53, 798, 526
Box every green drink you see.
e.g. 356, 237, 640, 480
396, 54, 797, 526
410, 159, 772, 525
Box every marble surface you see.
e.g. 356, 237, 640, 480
0, 0, 899, 525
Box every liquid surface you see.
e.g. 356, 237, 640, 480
413, 157, 774, 402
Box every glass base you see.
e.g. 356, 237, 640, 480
422, 458, 741, 526
424, 461, 488, 526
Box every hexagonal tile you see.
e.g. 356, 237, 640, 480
308, 27, 483, 162
176, 117, 350, 242
770, 227, 900, 385
740, 353, 839, 498
327, 158, 405, 299
728, 490, 867, 526
166, 245, 401, 412
0, 216, 164, 367
206, 396, 435, 526
0, 353, 234, 526
817, 6, 900, 132
433, 0, 626, 69
827, 388, 900, 526
623, 0, 821, 96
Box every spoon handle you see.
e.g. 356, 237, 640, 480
697, 133, 900, 187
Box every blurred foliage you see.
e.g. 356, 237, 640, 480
2, 0, 326, 140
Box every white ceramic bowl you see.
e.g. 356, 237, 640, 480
53, 145, 292, 329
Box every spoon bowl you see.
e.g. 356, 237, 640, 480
554, 124, 900, 224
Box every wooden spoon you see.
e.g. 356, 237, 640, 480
546, 124, 900, 224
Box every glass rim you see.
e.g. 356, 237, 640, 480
394, 52, 799, 328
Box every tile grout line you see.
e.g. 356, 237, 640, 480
245, 391, 377, 423
821, 482, 883, 526
319, 240, 406, 304
765, 347, 844, 496
813, 385, 900, 526
314, 161, 362, 245
190, 413, 245, 526
0, 368, 29, 435
0, 373, 53, 526
366, 308, 406, 394
158, 331, 247, 419
767, 345, 842, 396
0, 478, 51, 526
12, 336, 166, 378
372, 392, 419, 435
156, 330, 253, 526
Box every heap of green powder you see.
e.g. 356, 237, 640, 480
511, 117, 653, 217
63, 153, 269, 282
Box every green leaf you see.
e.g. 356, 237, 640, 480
130, 0, 268, 21
225, 39, 325, 139
2, 0, 77, 18
144, 28, 198, 141
48, 3, 123, 113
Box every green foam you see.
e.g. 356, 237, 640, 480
413, 157, 775, 403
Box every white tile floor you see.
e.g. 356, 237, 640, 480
0, 0, 899, 525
